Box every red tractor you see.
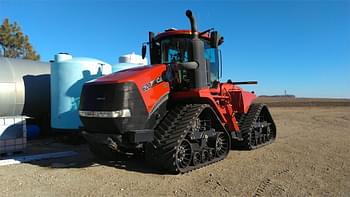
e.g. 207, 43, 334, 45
79, 10, 276, 173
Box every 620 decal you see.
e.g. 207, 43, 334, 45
143, 76, 163, 91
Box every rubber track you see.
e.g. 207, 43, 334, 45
238, 103, 276, 150
148, 104, 230, 174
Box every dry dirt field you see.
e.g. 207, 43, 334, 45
1, 98, 350, 197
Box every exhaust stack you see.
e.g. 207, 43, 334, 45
184, 9, 207, 88
186, 10, 198, 38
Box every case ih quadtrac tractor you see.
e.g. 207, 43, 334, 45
79, 10, 276, 173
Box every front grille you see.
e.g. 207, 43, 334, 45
79, 82, 148, 134
80, 83, 134, 111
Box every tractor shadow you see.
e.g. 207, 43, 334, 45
92, 155, 170, 175
48, 153, 168, 175
21, 137, 168, 175
13, 135, 250, 174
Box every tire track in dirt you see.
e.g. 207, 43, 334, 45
252, 169, 290, 197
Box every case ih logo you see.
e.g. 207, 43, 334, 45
143, 76, 163, 91
96, 97, 106, 101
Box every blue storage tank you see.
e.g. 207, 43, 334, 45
26, 124, 40, 140
51, 53, 112, 131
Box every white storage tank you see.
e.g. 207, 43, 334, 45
51, 53, 112, 132
0, 116, 27, 154
112, 52, 147, 72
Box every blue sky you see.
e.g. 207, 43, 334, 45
1, 0, 349, 98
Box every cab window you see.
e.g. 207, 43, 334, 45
204, 43, 220, 83
161, 38, 192, 63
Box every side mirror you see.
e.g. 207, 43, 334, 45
210, 31, 224, 48
142, 43, 147, 59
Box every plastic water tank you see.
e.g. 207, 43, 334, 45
51, 53, 112, 131
112, 52, 147, 72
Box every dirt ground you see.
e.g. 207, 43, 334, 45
1, 105, 350, 197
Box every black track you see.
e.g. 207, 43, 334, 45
146, 104, 231, 174
237, 103, 277, 150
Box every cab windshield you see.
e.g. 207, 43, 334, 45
161, 38, 192, 63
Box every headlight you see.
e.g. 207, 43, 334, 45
79, 109, 131, 118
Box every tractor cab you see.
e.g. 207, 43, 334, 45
142, 11, 224, 90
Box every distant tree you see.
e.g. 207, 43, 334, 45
0, 18, 40, 60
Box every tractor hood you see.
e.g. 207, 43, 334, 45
89, 64, 165, 85
83, 64, 170, 113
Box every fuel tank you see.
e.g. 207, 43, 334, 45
0, 57, 50, 118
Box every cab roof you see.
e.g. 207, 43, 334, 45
155, 30, 210, 41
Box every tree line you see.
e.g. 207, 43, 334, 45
0, 18, 40, 61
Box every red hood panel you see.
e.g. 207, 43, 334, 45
88, 64, 170, 113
